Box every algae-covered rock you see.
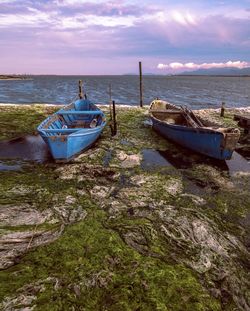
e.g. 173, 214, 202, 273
117, 150, 142, 168
0, 277, 59, 311
0, 227, 63, 270
0, 205, 54, 226
0, 104, 249, 311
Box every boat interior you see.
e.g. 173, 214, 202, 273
40, 101, 104, 136
150, 99, 204, 127
149, 99, 241, 135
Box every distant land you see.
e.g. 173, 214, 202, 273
124, 67, 250, 76
179, 67, 250, 76
1, 69, 250, 78
0, 74, 30, 80
123, 73, 156, 76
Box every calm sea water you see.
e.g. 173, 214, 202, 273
0, 75, 249, 109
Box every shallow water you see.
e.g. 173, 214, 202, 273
141, 148, 250, 175
0, 160, 22, 171
0, 75, 249, 108
0, 135, 52, 163
103, 149, 113, 167
141, 149, 171, 170
0, 134, 249, 175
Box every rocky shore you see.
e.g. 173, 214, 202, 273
0, 103, 249, 310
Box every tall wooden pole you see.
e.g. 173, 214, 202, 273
112, 100, 117, 136
139, 61, 143, 107
78, 80, 83, 99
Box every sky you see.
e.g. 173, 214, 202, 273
0, 0, 250, 74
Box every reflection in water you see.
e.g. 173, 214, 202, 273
103, 149, 113, 167
141, 149, 171, 171
0, 135, 52, 164
236, 135, 250, 161
142, 148, 250, 175
226, 152, 250, 174
236, 147, 250, 161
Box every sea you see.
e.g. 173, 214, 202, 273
0, 75, 249, 109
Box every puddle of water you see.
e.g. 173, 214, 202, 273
235, 135, 250, 161
142, 148, 250, 197
0, 160, 22, 171
142, 148, 250, 175
0, 135, 53, 165
143, 119, 153, 127
103, 149, 113, 167
120, 139, 134, 146
226, 152, 250, 175
235, 146, 250, 162
141, 149, 172, 171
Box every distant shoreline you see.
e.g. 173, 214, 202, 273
0, 75, 31, 80
1, 74, 250, 78
176, 74, 250, 77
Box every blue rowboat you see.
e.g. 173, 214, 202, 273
37, 99, 106, 161
149, 100, 240, 160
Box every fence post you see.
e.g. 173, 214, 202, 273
220, 102, 225, 117
139, 61, 143, 107
78, 80, 83, 99
112, 100, 117, 136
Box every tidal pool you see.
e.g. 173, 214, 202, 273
141, 148, 250, 175
0, 135, 52, 167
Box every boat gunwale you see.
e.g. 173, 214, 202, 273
149, 113, 223, 134
149, 101, 239, 136
37, 101, 106, 137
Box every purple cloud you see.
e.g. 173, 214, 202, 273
0, 0, 249, 74
57, 2, 146, 17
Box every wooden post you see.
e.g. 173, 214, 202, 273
139, 61, 143, 107
78, 80, 83, 99
220, 102, 225, 117
111, 100, 117, 136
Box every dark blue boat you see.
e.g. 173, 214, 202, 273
149, 100, 240, 160
37, 99, 106, 161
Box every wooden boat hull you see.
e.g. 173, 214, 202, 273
40, 127, 103, 160
37, 99, 106, 161
150, 100, 240, 160
152, 117, 234, 160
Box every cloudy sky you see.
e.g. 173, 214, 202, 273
0, 0, 250, 74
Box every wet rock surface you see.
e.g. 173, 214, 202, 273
0, 205, 54, 226
0, 227, 64, 270
0, 104, 249, 310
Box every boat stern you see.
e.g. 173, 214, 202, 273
220, 128, 241, 160
40, 134, 69, 160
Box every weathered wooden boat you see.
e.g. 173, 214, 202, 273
149, 100, 240, 160
37, 99, 106, 161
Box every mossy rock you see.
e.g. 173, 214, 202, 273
0, 104, 249, 310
